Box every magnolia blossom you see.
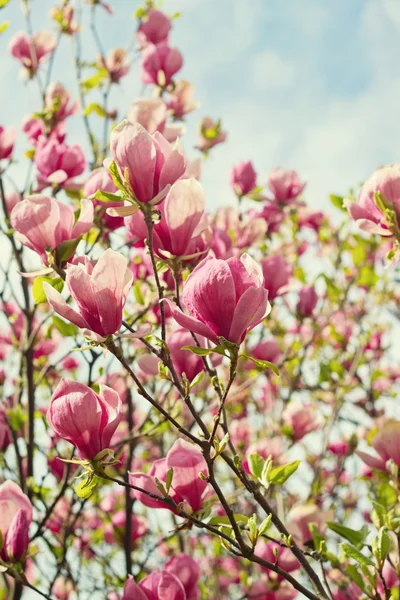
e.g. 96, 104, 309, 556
345, 164, 400, 237
110, 120, 186, 205
34, 137, 86, 189
267, 167, 306, 202
44, 249, 133, 342
0, 126, 17, 161
50, 5, 78, 35
47, 378, 122, 460
128, 98, 184, 142
122, 571, 186, 600
125, 178, 211, 261
288, 504, 332, 543
213, 206, 266, 250
98, 48, 129, 82
11, 194, 93, 264
130, 439, 209, 512
198, 117, 227, 152
137, 9, 171, 46
261, 256, 292, 300
22, 115, 66, 146
9, 31, 56, 75
357, 420, 400, 471
230, 161, 257, 196
255, 540, 299, 574
53, 577, 75, 600
44, 82, 78, 120
282, 402, 321, 440
0, 481, 32, 562
167, 80, 198, 119
141, 43, 183, 87
165, 254, 271, 345
165, 554, 200, 600
297, 285, 318, 317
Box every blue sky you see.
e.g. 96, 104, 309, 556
2, 0, 400, 213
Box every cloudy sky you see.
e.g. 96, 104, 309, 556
2, 0, 400, 213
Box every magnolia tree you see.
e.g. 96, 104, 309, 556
1, 1, 400, 600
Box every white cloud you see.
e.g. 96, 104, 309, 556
251, 51, 294, 90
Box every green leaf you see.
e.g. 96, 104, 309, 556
0, 20, 8, 33
376, 482, 398, 508
81, 68, 107, 93
108, 160, 126, 192
208, 514, 248, 527
248, 453, 264, 479
91, 189, 124, 203
267, 460, 300, 485
345, 564, 366, 592
327, 522, 369, 547
33, 276, 64, 305
357, 265, 379, 288
134, 6, 146, 18
341, 543, 375, 568
56, 236, 81, 263
52, 316, 78, 338
165, 467, 173, 493
182, 345, 214, 356
0, 0, 10, 8
76, 476, 98, 499
330, 194, 346, 212
133, 280, 145, 306
83, 102, 107, 117
322, 275, 341, 302
258, 514, 272, 536
372, 527, 392, 563
241, 354, 280, 376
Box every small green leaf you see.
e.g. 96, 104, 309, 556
341, 543, 375, 568
182, 345, 214, 356
81, 69, 108, 93
248, 453, 264, 479
52, 316, 78, 338
0, 0, 10, 8
133, 280, 145, 306
0, 20, 8, 33
345, 564, 366, 592
165, 467, 173, 493
376, 482, 398, 508
327, 522, 369, 547
268, 460, 300, 485
56, 236, 81, 263
76, 476, 98, 499
258, 514, 272, 536
241, 354, 280, 376
33, 276, 64, 305
330, 194, 346, 212
208, 514, 248, 527
108, 160, 126, 192
372, 527, 392, 563
91, 189, 123, 203
83, 102, 107, 117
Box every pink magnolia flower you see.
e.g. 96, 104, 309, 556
213, 207, 266, 251
83, 167, 123, 230
165, 554, 200, 600
45, 82, 78, 121
267, 168, 306, 203
0, 481, 32, 562
11, 194, 93, 265
261, 256, 292, 300
47, 378, 122, 460
9, 31, 56, 75
44, 249, 133, 342
230, 161, 257, 196
122, 576, 148, 600
130, 439, 209, 513
34, 137, 86, 189
98, 48, 129, 83
50, 5, 78, 35
166, 254, 270, 345
137, 10, 171, 46
247, 580, 297, 600
249, 337, 282, 365
0, 126, 17, 161
345, 164, 400, 237
297, 285, 318, 317
53, 577, 75, 599
282, 402, 321, 440
139, 571, 187, 600
110, 120, 186, 205
167, 80, 198, 119
198, 117, 227, 153
141, 42, 183, 87
128, 98, 184, 143
22, 115, 66, 146
125, 178, 211, 261
251, 201, 286, 235
167, 328, 207, 382
357, 420, 400, 471
104, 510, 147, 546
